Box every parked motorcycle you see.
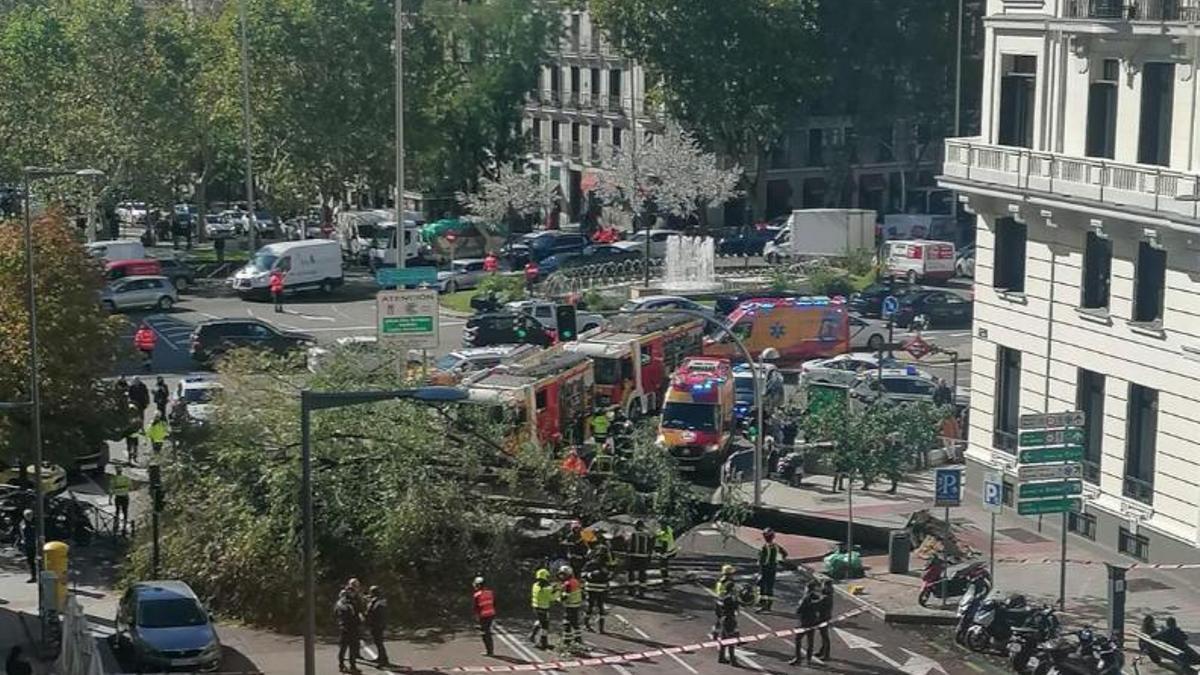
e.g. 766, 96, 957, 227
1138, 615, 1200, 672
774, 452, 804, 487
965, 594, 1030, 653
955, 581, 987, 645
1007, 607, 1061, 673
1037, 628, 1122, 675
918, 557, 992, 606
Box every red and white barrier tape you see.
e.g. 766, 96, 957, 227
411, 607, 867, 673
995, 557, 1200, 570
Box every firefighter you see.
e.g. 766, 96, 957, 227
529, 568, 555, 649
715, 564, 736, 596
589, 409, 611, 444
654, 523, 678, 582
561, 521, 587, 579
587, 527, 615, 569
757, 528, 789, 611
472, 576, 496, 657
714, 579, 741, 666
133, 323, 156, 370
626, 520, 653, 598
581, 557, 610, 634
556, 565, 584, 648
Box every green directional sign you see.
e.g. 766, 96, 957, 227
1018, 497, 1081, 516
1019, 446, 1084, 464
1018, 480, 1083, 499
381, 316, 434, 334
1019, 428, 1084, 447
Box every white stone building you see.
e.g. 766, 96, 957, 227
941, 0, 1200, 561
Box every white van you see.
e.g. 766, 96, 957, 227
86, 239, 146, 262
367, 221, 425, 268
882, 239, 956, 283
231, 239, 343, 297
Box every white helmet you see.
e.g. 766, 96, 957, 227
558, 564, 573, 577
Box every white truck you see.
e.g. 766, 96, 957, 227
231, 239, 344, 297
765, 209, 876, 262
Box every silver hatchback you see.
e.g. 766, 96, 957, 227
102, 275, 179, 312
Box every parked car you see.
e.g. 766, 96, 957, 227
523, 231, 592, 261
849, 315, 888, 351
87, 239, 146, 262
0, 462, 68, 495
438, 258, 488, 293
504, 300, 604, 334
105, 259, 164, 282
716, 226, 781, 256
732, 362, 785, 420
115, 201, 148, 225
173, 374, 223, 424
575, 243, 641, 266
463, 312, 555, 348
801, 353, 894, 388
956, 244, 976, 278
763, 228, 792, 264
848, 366, 939, 406
892, 289, 973, 328
190, 319, 314, 368
154, 256, 196, 291
624, 229, 677, 259
101, 276, 178, 312
848, 282, 911, 319
112, 581, 222, 672
536, 252, 585, 278
204, 214, 236, 238
428, 345, 537, 384
620, 295, 714, 323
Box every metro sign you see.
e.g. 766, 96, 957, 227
904, 336, 933, 360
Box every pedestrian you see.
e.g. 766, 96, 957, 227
816, 578, 833, 660
524, 261, 539, 296
556, 565, 584, 648
133, 323, 156, 370
483, 251, 499, 273
529, 568, 554, 649
940, 411, 962, 463
654, 523, 677, 582
153, 376, 169, 417
581, 557, 610, 634
364, 585, 388, 667
789, 580, 822, 665
345, 578, 366, 613
757, 528, 788, 611
714, 581, 740, 666
111, 465, 131, 535
472, 576, 497, 657
146, 412, 169, 454
933, 377, 953, 407
626, 520, 653, 598
334, 589, 361, 673
781, 416, 799, 449
128, 378, 150, 419
269, 269, 285, 313
17, 510, 35, 583
5, 646, 31, 675
124, 404, 142, 464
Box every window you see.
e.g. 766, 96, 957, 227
612, 127, 622, 149
1081, 232, 1112, 310
992, 218, 1027, 293
994, 346, 1022, 452
1133, 241, 1166, 324
1068, 511, 1097, 540
1118, 527, 1150, 561
530, 119, 541, 143
1002, 480, 1014, 507
570, 67, 580, 103
535, 389, 547, 410
1076, 369, 1105, 485
1086, 59, 1119, 159
608, 69, 623, 108
807, 129, 825, 166
1138, 63, 1174, 167
1124, 384, 1157, 504
549, 67, 561, 101
998, 55, 1037, 148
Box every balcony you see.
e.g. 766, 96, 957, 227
1123, 474, 1155, 505
1063, 0, 1200, 20
942, 137, 1200, 222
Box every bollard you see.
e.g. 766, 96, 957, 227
43, 541, 69, 611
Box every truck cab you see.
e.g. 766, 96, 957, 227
658, 357, 735, 471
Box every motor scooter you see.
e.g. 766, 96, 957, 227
1007, 606, 1060, 674
966, 594, 1030, 653
1037, 629, 1122, 675
918, 557, 992, 606
955, 581, 986, 645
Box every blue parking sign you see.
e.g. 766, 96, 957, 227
882, 295, 900, 318
935, 468, 963, 507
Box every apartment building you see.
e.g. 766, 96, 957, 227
940, 0, 1200, 561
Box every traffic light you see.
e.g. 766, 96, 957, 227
512, 314, 528, 340
556, 304, 578, 342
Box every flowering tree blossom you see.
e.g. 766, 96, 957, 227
459, 163, 556, 229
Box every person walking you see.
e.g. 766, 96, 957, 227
789, 580, 822, 665
523, 261, 539, 296
528, 568, 555, 650
581, 557, 610, 634
124, 403, 142, 464
153, 376, 170, 418
128, 378, 150, 419
17, 510, 35, 583
269, 269, 286, 313
364, 586, 388, 667
334, 589, 361, 673
626, 520, 653, 598
816, 578, 833, 660
556, 565, 584, 649
133, 323, 156, 370
111, 466, 131, 535
757, 528, 788, 611
146, 412, 169, 454
654, 523, 677, 582
472, 576, 497, 656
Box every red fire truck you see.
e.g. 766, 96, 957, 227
464, 347, 594, 449
564, 313, 705, 419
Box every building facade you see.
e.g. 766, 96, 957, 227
941, 0, 1200, 561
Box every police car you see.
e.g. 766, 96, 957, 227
800, 353, 895, 388
848, 365, 938, 406
732, 363, 784, 421
173, 374, 224, 424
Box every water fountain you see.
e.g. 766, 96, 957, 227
661, 235, 723, 293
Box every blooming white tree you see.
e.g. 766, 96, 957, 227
593, 127, 742, 224
459, 163, 556, 229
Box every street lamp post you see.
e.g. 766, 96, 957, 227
395, 0, 405, 271
237, 0, 257, 253
299, 386, 468, 675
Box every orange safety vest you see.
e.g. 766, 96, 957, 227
134, 328, 156, 352
473, 588, 496, 619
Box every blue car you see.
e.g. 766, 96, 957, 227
113, 581, 222, 671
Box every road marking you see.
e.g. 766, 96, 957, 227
143, 319, 180, 352
495, 621, 565, 675
281, 309, 336, 322
611, 613, 698, 674
964, 661, 984, 672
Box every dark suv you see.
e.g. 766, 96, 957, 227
190, 319, 314, 368
156, 257, 196, 292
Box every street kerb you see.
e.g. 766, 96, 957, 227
383, 608, 866, 673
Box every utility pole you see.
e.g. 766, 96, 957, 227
954, 0, 964, 137
237, 0, 257, 253
395, 0, 406, 270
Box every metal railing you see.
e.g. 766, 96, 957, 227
993, 428, 1019, 454
943, 137, 1200, 221
1064, 0, 1200, 19
1123, 474, 1155, 505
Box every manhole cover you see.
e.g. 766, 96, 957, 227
1127, 577, 1172, 593
998, 527, 1049, 543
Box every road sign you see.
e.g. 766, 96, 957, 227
376, 266, 437, 288
1018, 480, 1083, 499
881, 295, 899, 318
1018, 428, 1084, 447
377, 289, 439, 349
904, 335, 933, 360
934, 467, 962, 507
1020, 411, 1085, 430
1019, 446, 1084, 464
1017, 497, 1081, 516
1018, 463, 1083, 482
983, 471, 1003, 513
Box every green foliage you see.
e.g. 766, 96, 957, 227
802, 397, 943, 488
476, 273, 526, 304
805, 260, 853, 298
841, 246, 878, 279
0, 212, 126, 465
767, 266, 801, 292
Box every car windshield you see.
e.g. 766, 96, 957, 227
137, 597, 208, 628
250, 253, 277, 272
183, 388, 218, 403
661, 402, 717, 432
434, 354, 464, 371
881, 378, 935, 395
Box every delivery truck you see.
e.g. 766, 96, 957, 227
764, 209, 876, 262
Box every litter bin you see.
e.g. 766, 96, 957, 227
888, 530, 910, 574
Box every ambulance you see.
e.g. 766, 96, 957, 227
704, 296, 849, 363
657, 357, 736, 471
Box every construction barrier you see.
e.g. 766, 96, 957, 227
994, 557, 1200, 570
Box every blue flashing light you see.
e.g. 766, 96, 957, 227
905, 365, 918, 375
